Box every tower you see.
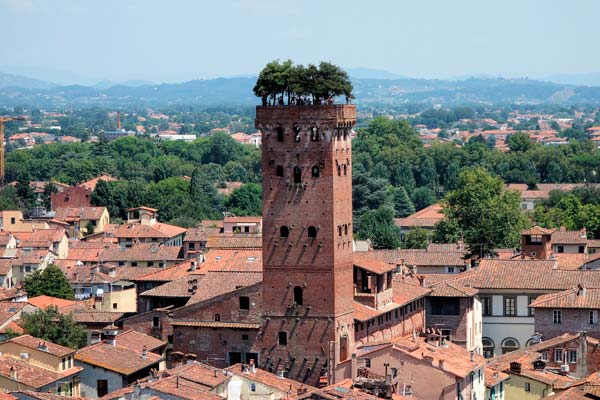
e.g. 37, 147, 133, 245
255, 104, 356, 386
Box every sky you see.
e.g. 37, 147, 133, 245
1, 0, 599, 84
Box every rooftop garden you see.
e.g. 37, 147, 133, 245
253, 60, 354, 106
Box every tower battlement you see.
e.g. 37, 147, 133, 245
255, 105, 356, 129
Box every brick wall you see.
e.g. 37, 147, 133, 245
535, 309, 600, 340
426, 297, 470, 344
51, 186, 92, 210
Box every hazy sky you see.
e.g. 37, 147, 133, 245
1, 0, 599, 83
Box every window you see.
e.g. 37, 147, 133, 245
311, 166, 320, 178
530, 235, 542, 243
280, 226, 289, 238
97, 380, 108, 397
242, 334, 249, 341
529, 296, 537, 317
293, 167, 302, 183
524, 383, 531, 392
558, 245, 564, 253
447, 266, 455, 273
131, 262, 138, 267
337, 165, 341, 176
501, 338, 519, 354
579, 245, 585, 253
429, 297, 460, 315
293, 286, 303, 305
112, 303, 117, 309
343, 164, 347, 176
147, 261, 154, 267
365, 359, 371, 368
239, 296, 250, 310
294, 126, 302, 142
554, 348, 563, 363
10, 217, 15, 224
152, 317, 160, 328
338, 226, 343, 236
553, 310, 562, 324
310, 127, 319, 142
540, 351, 548, 361
344, 225, 348, 235
568, 350, 577, 363
590, 310, 598, 325
276, 166, 284, 177
504, 297, 516, 316
276, 127, 284, 142
62, 357, 66, 370
307, 226, 317, 238
278, 331, 287, 346
481, 296, 492, 316
214, 314, 220, 321
145, 282, 153, 290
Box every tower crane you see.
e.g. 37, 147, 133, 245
0, 116, 26, 183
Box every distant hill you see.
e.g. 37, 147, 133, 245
0, 72, 55, 89
346, 67, 406, 80
543, 73, 600, 87
2, 73, 600, 108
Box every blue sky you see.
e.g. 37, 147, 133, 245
1, 0, 598, 83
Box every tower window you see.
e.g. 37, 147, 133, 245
214, 314, 220, 321
294, 286, 303, 305
278, 331, 288, 346
344, 225, 348, 235
338, 226, 343, 236
343, 165, 347, 175
312, 166, 320, 178
294, 126, 302, 142
310, 127, 319, 142
307, 226, 317, 238
280, 226, 289, 238
276, 166, 284, 177
294, 167, 302, 183
337, 165, 341, 176
276, 127, 284, 142
239, 296, 250, 310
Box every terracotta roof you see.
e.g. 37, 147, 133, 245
0, 232, 14, 247
223, 216, 261, 223
353, 302, 400, 322
0, 259, 16, 275
158, 362, 230, 388
183, 227, 209, 242
112, 222, 186, 239
541, 387, 590, 400
142, 375, 223, 400
426, 242, 466, 253
0, 302, 27, 325
353, 253, 396, 274
78, 175, 117, 191
126, 206, 158, 213
75, 332, 163, 375
368, 249, 466, 267
484, 367, 509, 388
206, 235, 262, 249
394, 203, 444, 228
390, 335, 485, 379
530, 286, 600, 309
0, 320, 24, 334
8, 334, 75, 357
54, 207, 107, 222
187, 272, 262, 304
170, 321, 261, 329
111, 329, 165, 352
198, 249, 262, 273
553, 253, 588, 270
522, 226, 555, 235
428, 281, 478, 297
552, 229, 587, 244
99, 243, 182, 262
226, 363, 314, 394
13, 229, 66, 244
0, 355, 82, 389
140, 274, 199, 298
65, 244, 108, 262
0, 288, 24, 301
28, 295, 82, 311
588, 240, 600, 248
8, 392, 89, 400
131, 260, 195, 282
392, 281, 431, 305
72, 311, 124, 324
446, 259, 600, 290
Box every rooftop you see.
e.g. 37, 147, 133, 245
7, 334, 75, 357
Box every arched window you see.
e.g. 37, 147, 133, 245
214, 313, 220, 321
310, 127, 319, 142
337, 165, 341, 176
482, 337, 495, 358
276, 166, 284, 177
343, 165, 347, 176
280, 226, 289, 238
276, 127, 284, 142
343, 130, 348, 140
294, 286, 303, 305
338, 226, 343, 236
294, 126, 302, 142
344, 225, 348, 235
311, 166, 320, 178
294, 167, 302, 183
307, 226, 317, 238
501, 337, 519, 354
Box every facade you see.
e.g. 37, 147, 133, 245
253, 105, 356, 386
53, 207, 110, 238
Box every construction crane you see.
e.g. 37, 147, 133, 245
0, 116, 26, 183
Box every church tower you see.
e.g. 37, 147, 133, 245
255, 104, 356, 386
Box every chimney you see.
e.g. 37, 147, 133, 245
141, 345, 148, 360
417, 276, 425, 287
90, 331, 101, 344
190, 260, 197, 271
196, 251, 206, 264
10, 366, 17, 381
249, 358, 256, 373
438, 359, 445, 370
103, 325, 119, 346
581, 228, 587, 239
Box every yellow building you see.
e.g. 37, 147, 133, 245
0, 334, 82, 396
0, 211, 49, 232
54, 207, 110, 239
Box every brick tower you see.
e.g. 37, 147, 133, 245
254, 104, 356, 386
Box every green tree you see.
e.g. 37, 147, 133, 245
507, 132, 533, 152
390, 186, 415, 218
356, 207, 401, 249
226, 183, 262, 216
403, 228, 430, 249
439, 168, 528, 258
23, 264, 74, 300
20, 306, 87, 349
411, 187, 436, 211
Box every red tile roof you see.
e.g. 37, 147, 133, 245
99, 243, 182, 262
187, 272, 262, 304
353, 253, 397, 274
131, 260, 195, 282
0, 355, 82, 388
394, 203, 444, 228
529, 286, 600, 309
206, 235, 262, 249
170, 321, 261, 329
54, 207, 107, 222
226, 363, 314, 394
198, 249, 262, 273
522, 226, 555, 235
28, 295, 81, 311
8, 334, 75, 357
110, 329, 165, 352
13, 229, 66, 244
113, 222, 186, 239
552, 228, 587, 244
78, 175, 117, 191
